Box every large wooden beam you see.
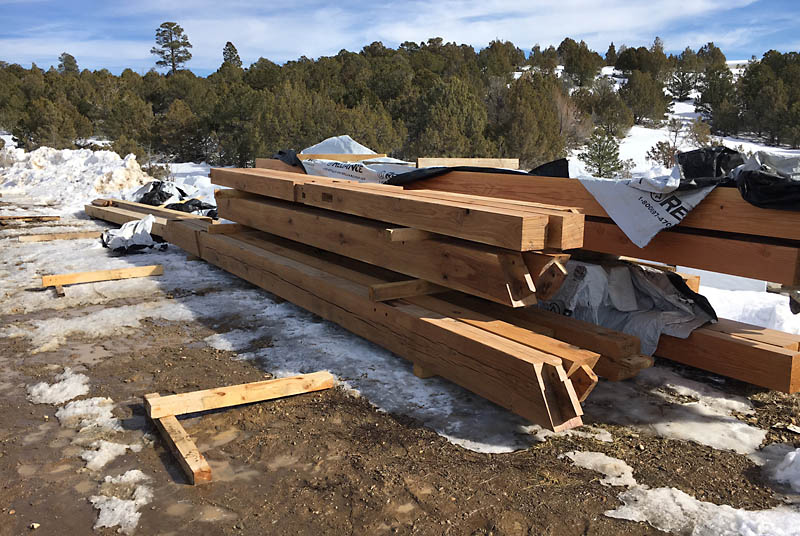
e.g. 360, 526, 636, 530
94, 199, 213, 222
254, 158, 302, 172
145, 372, 334, 419
214, 191, 539, 307
407, 171, 800, 242
210, 168, 301, 201
369, 279, 446, 302
704, 318, 800, 351
84, 204, 169, 236
295, 182, 548, 251
584, 220, 800, 285
41, 265, 164, 288
656, 329, 800, 393
167, 220, 583, 431
417, 158, 520, 169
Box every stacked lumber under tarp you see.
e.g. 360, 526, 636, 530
389, 169, 800, 392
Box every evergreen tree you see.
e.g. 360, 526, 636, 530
605, 43, 617, 66
222, 41, 242, 68
619, 70, 670, 124
578, 78, 633, 138
530, 45, 558, 74
696, 62, 737, 133
151, 22, 193, 74
57, 53, 79, 74
579, 129, 623, 177
668, 47, 698, 100
557, 38, 603, 86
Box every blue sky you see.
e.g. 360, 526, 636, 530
1, 0, 798, 76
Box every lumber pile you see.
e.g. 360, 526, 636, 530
397, 169, 800, 392
84, 198, 212, 236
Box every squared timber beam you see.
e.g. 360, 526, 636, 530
369, 279, 446, 302
41, 265, 164, 288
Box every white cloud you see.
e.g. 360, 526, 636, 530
0, 0, 769, 71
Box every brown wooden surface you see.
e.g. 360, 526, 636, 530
42, 265, 164, 288
98, 199, 213, 222
214, 191, 539, 307
144, 393, 212, 485
18, 231, 102, 242
254, 158, 302, 172
656, 329, 800, 393
145, 372, 335, 419
0, 215, 60, 223
296, 181, 548, 251
417, 157, 519, 169
165, 220, 583, 431
408, 171, 800, 242
584, 220, 800, 285
369, 279, 446, 301
210, 168, 300, 201
703, 318, 800, 352
84, 204, 169, 236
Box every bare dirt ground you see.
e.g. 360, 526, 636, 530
1, 213, 799, 536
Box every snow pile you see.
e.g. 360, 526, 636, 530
0, 146, 152, 215
775, 449, 800, 493
55, 397, 121, 433
26, 368, 89, 404
81, 440, 142, 471
586, 366, 766, 454
89, 470, 152, 535
607, 486, 800, 536
527, 424, 613, 443
562, 451, 636, 487
301, 135, 376, 155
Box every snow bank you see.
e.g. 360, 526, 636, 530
562, 451, 636, 487
26, 368, 89, 404
90, 470, 152, 535
0, 146, 152, 215
700, 286, 800, 335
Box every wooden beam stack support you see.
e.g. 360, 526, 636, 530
165, 219, 587, 431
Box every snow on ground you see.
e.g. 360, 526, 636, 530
562, 450, 800, 535
26, 368, 89, 404
90, 470, 153, 535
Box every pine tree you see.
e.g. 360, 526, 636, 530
605, 43, 617, 66
619, 70, 670, 124
668, 47, 698, 101
57, 53, 79, 74
222, 41, 242, 68
151, 22, 193, 75
579, 128, 623, 177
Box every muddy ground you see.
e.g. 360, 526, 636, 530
1, 281, 798, 536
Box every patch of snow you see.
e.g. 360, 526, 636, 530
527, 424, 614, 443
585, 365, 766, 454
562, 451, 637, 487
699, 287, 800, 334
26, 367, 89, 404
606, 486, 800, 536
203, 328, 267, 352
775, 449, 800, 493
90, 470, 152, 535
55, 397, 121, 433
81, 440, 138, 471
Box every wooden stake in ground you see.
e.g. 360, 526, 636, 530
41, 265, 164, 289
144, 372, 334, 485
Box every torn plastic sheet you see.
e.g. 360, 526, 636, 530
101, 214, 157, 253
579, 168, 716, 247
129, 180, 195, 206
539, 260, 716, 355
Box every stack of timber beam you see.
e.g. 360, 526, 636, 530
389, 168, 800, 393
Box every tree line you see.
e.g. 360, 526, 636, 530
0, 23, 798, 170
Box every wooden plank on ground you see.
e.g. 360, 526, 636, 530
214, 191, 538, 307
84, 204, 169, 236
96, 199, 212, 222
168, 221, 582, 430
584, 220, 800, 285
144, 393, 212, 485
298, 153, 386, 161
369, 279, 446, 302
296, 181, 548, 251
0, 215, 60, 224
417, 157, 519, 169
407, 171, 800, 242
656, 329, 800, 393
145, 372, 334, 419
41, 265, 164, 288
19, 231, 102, 242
